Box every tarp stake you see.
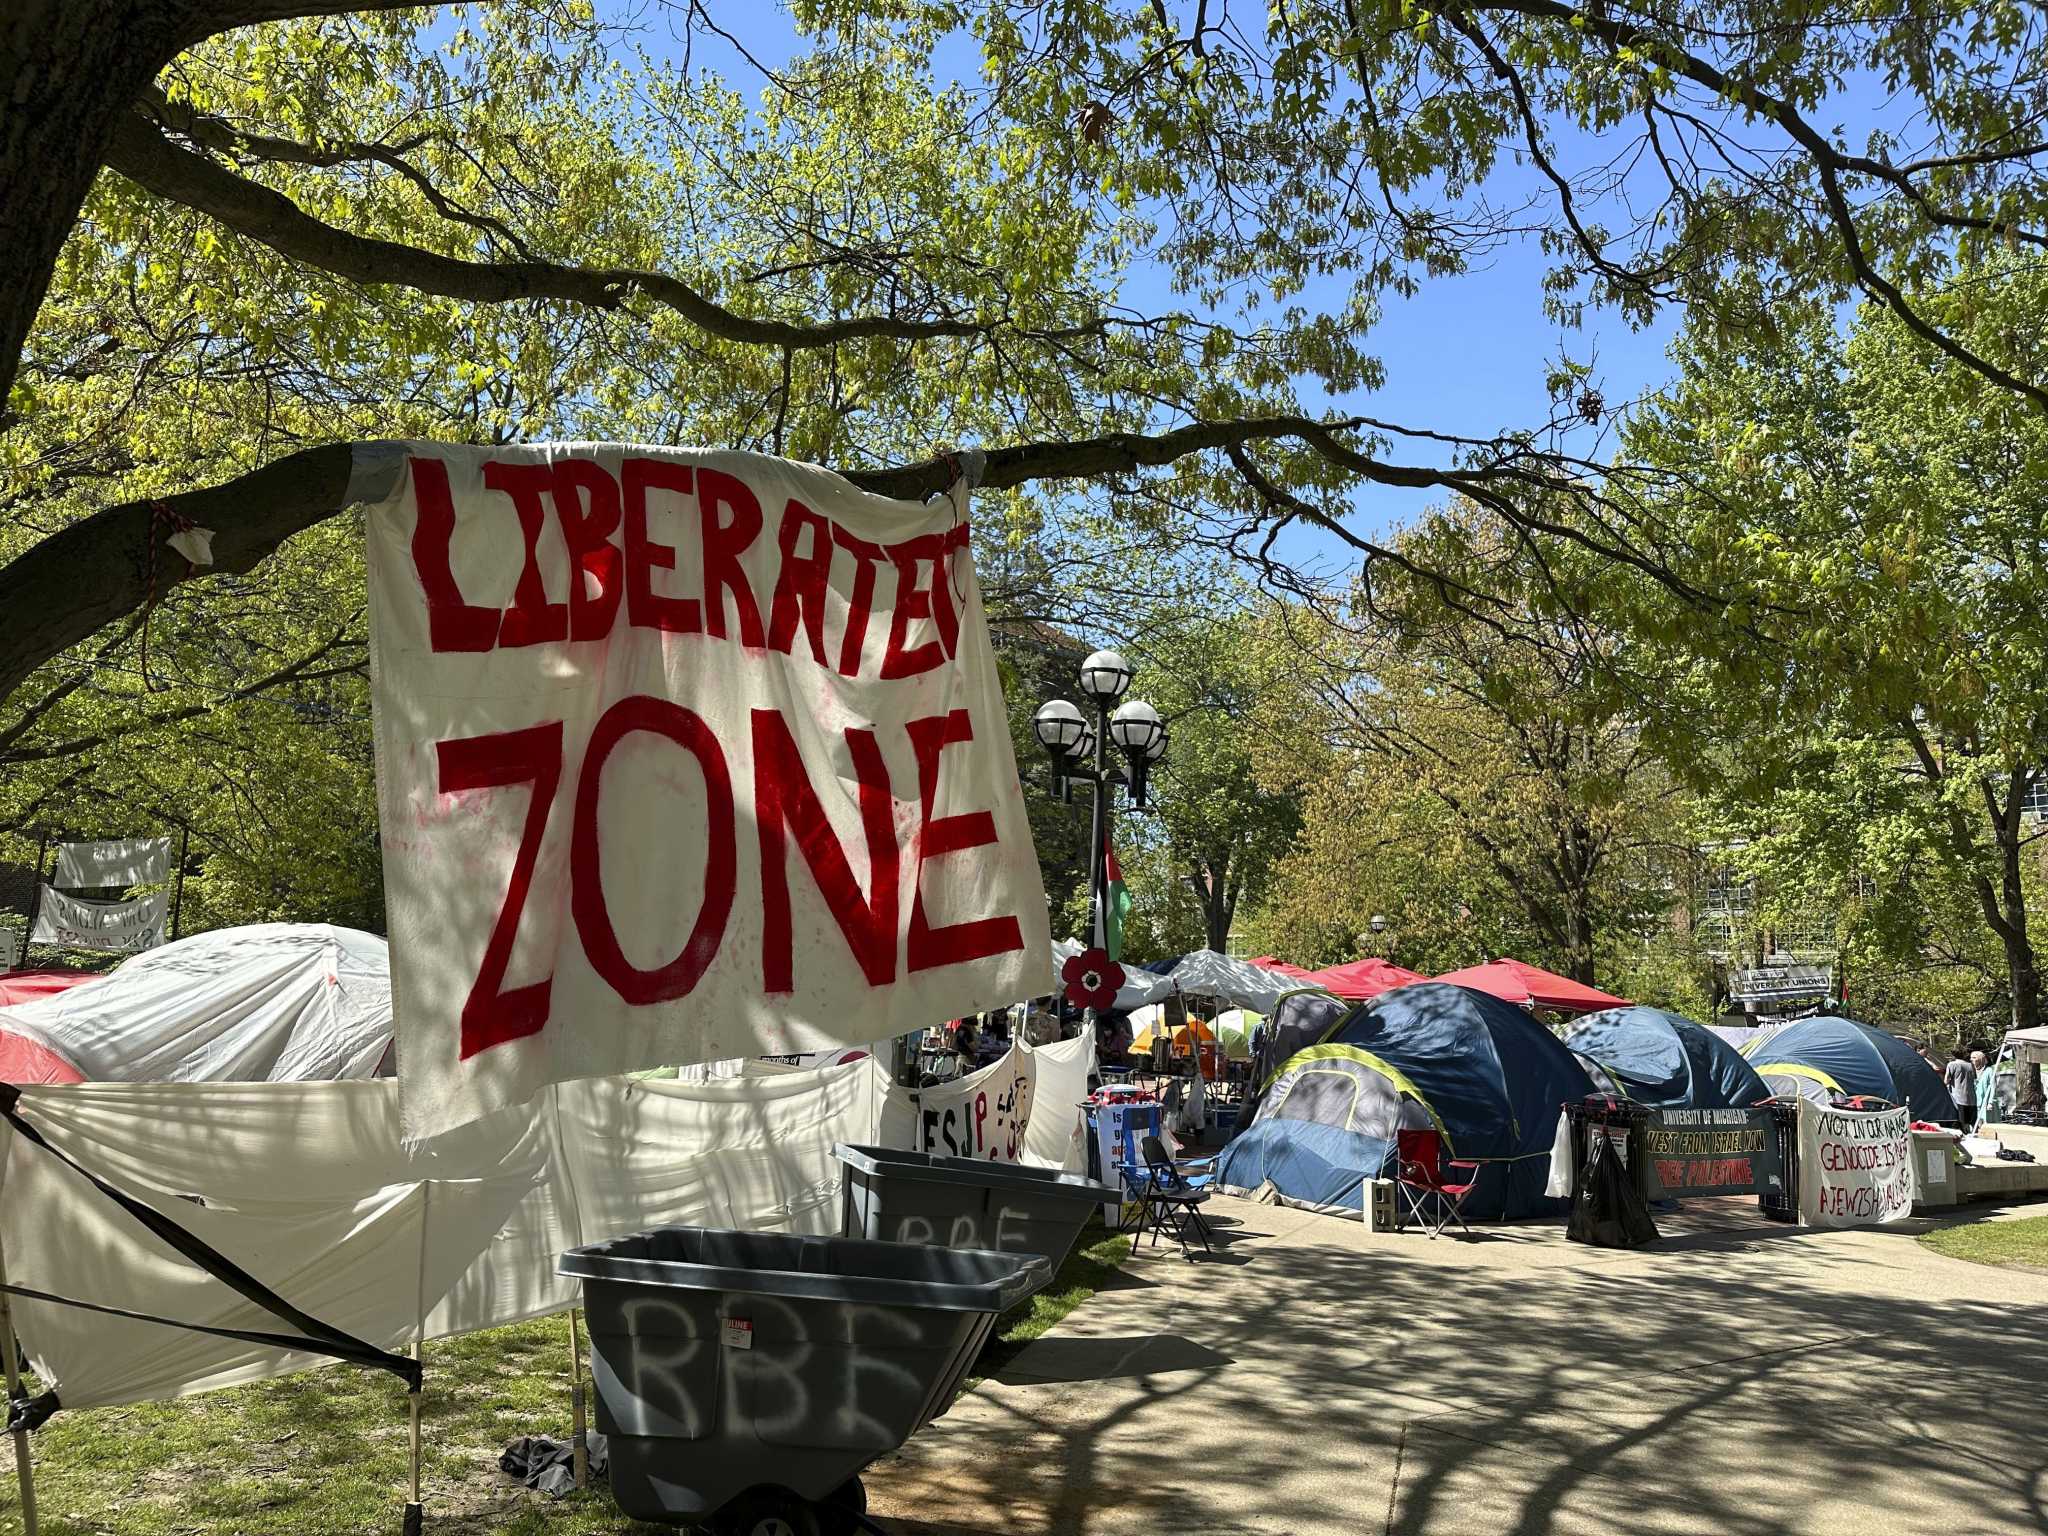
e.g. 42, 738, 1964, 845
568, 1306, 588, 1489
403, 1340, 422, 1536
0, 1220, 41, 1536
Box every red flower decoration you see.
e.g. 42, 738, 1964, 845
1062, 947, 1126, 1010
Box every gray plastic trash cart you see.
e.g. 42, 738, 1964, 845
560, 1225, 1047, 1536
835, 1143, 1119, 1280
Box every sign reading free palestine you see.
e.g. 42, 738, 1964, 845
365, 444, 1051, 1138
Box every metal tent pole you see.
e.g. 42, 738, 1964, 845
568, 1308, 588, 1489
18, 833, 49, 972
168, 826, 191, 941
0, 1220, 41, 1536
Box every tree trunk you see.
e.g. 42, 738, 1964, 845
1996, 814, 2041, 1032
0, 3, 191, 411
1563, 898, 1597, 987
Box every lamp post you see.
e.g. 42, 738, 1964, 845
1031, 649, 1168, 961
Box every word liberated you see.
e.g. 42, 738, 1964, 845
407, 456, 968, 680
366, 444, 1051, 1139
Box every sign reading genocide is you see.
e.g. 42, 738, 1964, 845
1797, 1103, 1914, 1228
1643, 1107, 1783, 1197
365, 445, 1052, 1138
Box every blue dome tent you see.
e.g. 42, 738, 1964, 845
1746, 1015, 1955, 1123
1219, 982, 1592, 1220
1561, 1006, 1772, 1110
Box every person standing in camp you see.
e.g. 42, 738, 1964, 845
1944, 1047, 1976, 1127
1972, 1049, 1995, 1130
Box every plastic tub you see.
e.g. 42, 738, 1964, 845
560, 1225, 1047, 1533
835, 1143, 1120, 1280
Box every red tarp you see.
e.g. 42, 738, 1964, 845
1248, 956, 1322, 983
0, 970, 94, 1009
0, 1026, 85, 1085
1431, 957, 1628, 1014
1301, 957, 1428, 1000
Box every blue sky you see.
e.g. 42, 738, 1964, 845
614, 4, 1693, 563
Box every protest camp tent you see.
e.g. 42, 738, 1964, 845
1301, 957, 1427, 1001
0, 1019, 86, 1085
0, 970, 94, 1009
1220, 981, 1592, 1218
0, 923, 393, 1083
1241, 987, 1354, 1124
1560, 1007, 1773, 1110
1431, 957, 1628, 1014
1166, 949, 1291, 1012
1745, 1015, 1956, 1123
1248, 956, 1321, 983
1212, 1008, 1260, 1060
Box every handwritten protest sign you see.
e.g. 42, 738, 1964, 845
1797, 1102, 1913, 1227
917, 1047, 1035, 1162
365, 445, 1051, 1137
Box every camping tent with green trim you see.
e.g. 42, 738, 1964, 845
1744, 1015, 1955, 1123
1219, 981, 1592, 1219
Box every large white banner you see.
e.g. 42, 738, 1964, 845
1798, 1101, 1914, 1228
54, 836, 172, 890
365, 444, 1051, 1137
30, 884, 168, 953
916, 1044, 1037, 1162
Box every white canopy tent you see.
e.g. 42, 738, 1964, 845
1165, 949, 1291, 1013
0, 923, 393, 1083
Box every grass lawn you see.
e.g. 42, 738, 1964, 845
1919, 1210, 2048, 1271
4, 1224, 1130, 1535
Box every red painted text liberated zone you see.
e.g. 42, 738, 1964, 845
403, 456, 1024, 1061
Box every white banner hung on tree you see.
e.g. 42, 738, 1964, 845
1797, 1101, 1914, 1228
30, 884, 168, 953
54, 835, 172, 890
364, 444, 1050, 1137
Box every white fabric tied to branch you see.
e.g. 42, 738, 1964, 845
0, 1041, 1093, 1409
53, 836, 173, 890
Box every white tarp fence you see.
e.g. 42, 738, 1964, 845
0, 924, 392, 1083
0, 1037, 1093, 1409
53, 836, 173, 890
30, 885, 168, 954
363, 443, 1051, 1138
1797, 1101, 1914, 1228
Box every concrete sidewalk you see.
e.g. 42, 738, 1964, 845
868, 1196, 2048, 1536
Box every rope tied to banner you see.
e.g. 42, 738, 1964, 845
0, 1083, 422, 1411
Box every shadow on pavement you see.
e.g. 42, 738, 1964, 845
875, 1195, 2048, 1536
989, 1333, 1235, 1386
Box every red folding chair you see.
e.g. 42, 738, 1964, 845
1395, 1127, 1480, 1238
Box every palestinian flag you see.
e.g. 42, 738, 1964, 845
1100, 835, 1132, 962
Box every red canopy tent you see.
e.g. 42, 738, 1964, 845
1431, 957, 1627, 1014
1301, 957, 1427, 1001
0, 970, 94, 1009
1247, 956, 1321, 983
0, 1024, 85, 1085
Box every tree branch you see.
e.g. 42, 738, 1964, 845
104, 109, 987, 352
1448, 0, 2048, 410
